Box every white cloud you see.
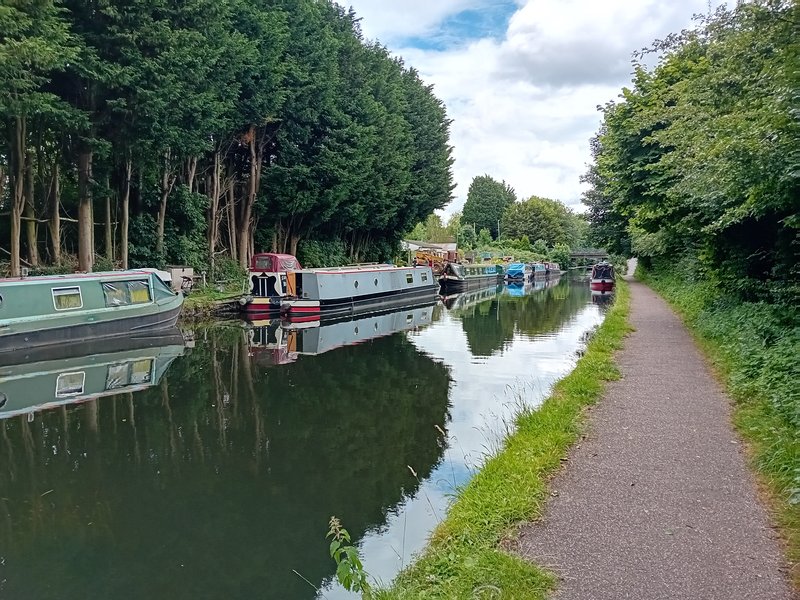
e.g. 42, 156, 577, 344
346, 0, 729, 214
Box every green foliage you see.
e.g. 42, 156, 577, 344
477, 228, 493, 247
327, 517, 372, 596
501, 196, 585, 248
462, 175, 516, 239
458, 224, 477, 250
585, 1, 798, 301
0, 0, 453, 272
297, 239, 350, 268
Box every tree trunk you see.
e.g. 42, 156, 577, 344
289, 233, 300, 257
120, 159, 131, 269
227, 166, 237, 263
238, 126, 263, 268
207, 150, 220, 271
24, 157, 39, 267
77, 148, 94, 272
10, 116, 27, 277
156, 149, 175, 258
49, 162, 61, 265
186, 156, 198, 195
104, 174, 113, 262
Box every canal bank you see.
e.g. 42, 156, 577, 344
384, 274, 794, 599
382, 281, 632, 598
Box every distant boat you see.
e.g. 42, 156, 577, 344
505, 262, 532, 282
439, 263, 504, 291
544, 262, 562, 276
0, 270, 184, 353
590, 262, 615, 292
530, 262, 547, 278
239, 252, 438, 320
0, 329, 186, 420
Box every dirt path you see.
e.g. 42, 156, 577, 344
516, 277, 794, 600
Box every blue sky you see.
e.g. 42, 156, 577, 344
400, 1, 519, 50
346, 0, 730, 215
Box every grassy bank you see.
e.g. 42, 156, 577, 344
637, 262, 799, 588
376, 281, 632, 599
181, 286, 242, 320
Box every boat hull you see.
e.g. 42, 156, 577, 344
439, 274, 501, 291
0, 303, 183, 355
590, 279, 615, 292
282, 283, 438, 319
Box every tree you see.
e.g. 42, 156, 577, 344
477, 228, 492, 247
501, 196, 582, 247
458, 224, 476, 249
462, 175, 516, 239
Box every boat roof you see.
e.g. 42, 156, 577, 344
0, 270, 156, 284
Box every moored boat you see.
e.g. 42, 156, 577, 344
590, 261, 615, 292
240, 252, 438, 319
0, 270, 184, 354
531, 262, 547, 278
505, 262, 532, 282
439, 262, 504, 291
544, 262, 562, 276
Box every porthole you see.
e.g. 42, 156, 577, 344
354, 326, 359, 335
0, 393, 6, 408
354, 281, 359, 288
0, 294, 3, 307
374, 278, 378, 286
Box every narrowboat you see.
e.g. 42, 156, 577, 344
240, 252, 438, 319
0, 329, 185, 420
439, 262, 504, 291
246, 305, 435, 366
505, 262, 532, 282
0, 270, 184, 354
544, 262, 562, 276
531, 262, 547, 278
590, 261, 615, 292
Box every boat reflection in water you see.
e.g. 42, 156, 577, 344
441, 283, 503, 311
246, 303, 437, 366
591, 288, 615, 308
0, 329, 186, 420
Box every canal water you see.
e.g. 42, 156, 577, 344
0, 278, 608, 599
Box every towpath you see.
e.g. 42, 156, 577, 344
516, 272, 794, 599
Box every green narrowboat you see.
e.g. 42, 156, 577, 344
439, 262, 504, 291
0, 270, 184, 354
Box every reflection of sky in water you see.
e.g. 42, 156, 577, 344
321, 300, 603, 597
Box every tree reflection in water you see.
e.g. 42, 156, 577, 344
0, 328, 451, 600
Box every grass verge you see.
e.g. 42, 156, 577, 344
637, 264, 799, 589
181, 286, 241, 320
376, 281, 632, 599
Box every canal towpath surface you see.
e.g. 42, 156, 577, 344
516, 275, 794, 599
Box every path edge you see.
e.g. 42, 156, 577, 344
380, 281, 633, 599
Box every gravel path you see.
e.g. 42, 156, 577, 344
516, 277, 794, 600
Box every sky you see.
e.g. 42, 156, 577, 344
345, 0, 729, 215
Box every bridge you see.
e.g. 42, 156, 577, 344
569, 248, 608, 269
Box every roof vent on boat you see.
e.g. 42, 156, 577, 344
21, 267, 29, 278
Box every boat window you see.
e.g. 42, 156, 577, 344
52, 287, 83, 310
130, 359, 153, 385
421, 273, 428, 282
0, 392, 6, 409
406, 273, 414, 284
0, 294, 3, 308
56, 372, 85, 397
106, 359, 154, 390
354, 280, 359, 288
103, 280, 152, 307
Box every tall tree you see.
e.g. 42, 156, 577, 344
461, 175, 516, 239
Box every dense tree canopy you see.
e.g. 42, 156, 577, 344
501, 195, 587, 248
461, 175, 516, 239
0, 0, 454, 276
584, 0, 798, 299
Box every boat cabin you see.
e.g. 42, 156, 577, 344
591, 262, 615, 281
249, 253, 302, 298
